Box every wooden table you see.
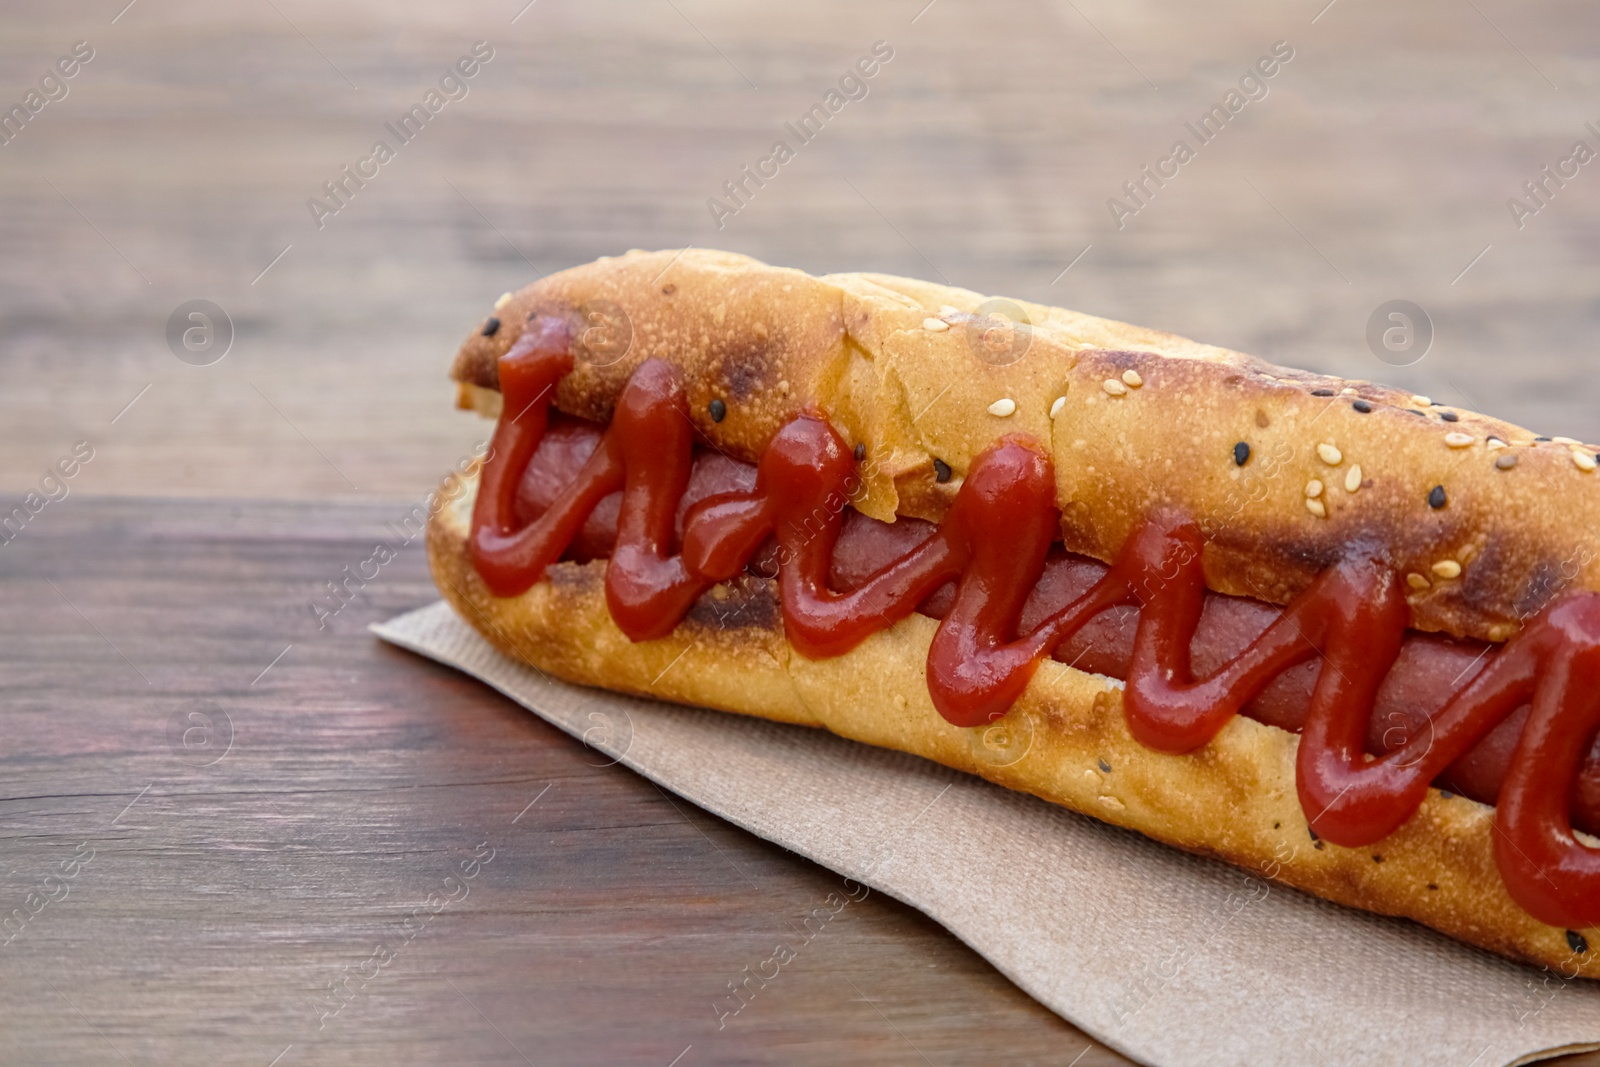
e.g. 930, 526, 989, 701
0, 498, 1115, 1065
3, 0, 1599, 1061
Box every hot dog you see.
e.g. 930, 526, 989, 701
496, 406, 1600, 838
428, 248, 1600, 974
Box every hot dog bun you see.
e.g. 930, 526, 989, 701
452, 249, 1600, 644
434, 248, 1600, 975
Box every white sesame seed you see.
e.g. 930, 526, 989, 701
1444, 432, 1474, 448
1574, 451, 1598, 472
1406, 572, 1430, 591
1050, 396, 1067, 420
1432, 559, 1462, 579
988, 397, 1017, 417
1345, 465, 1362, 493
1341, 387, 1357, 395
1411, 395, 1432, 407
494, 291, 513, 310
1305, 479, 1324, 498
1316, 443, 1343, 465
1486, 438, 1507, 451
1554, 436, 1580, 445
939, 304, 961, 317
922, 317, 949, 332
1103, 379, 1128, 396
1121, 369, 1143, 388
1305, 497, 1326, 518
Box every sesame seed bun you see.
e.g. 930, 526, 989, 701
437, 248, 1600, 974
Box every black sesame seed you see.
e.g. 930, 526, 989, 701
481, 316, 501, 337
1438, 410, 1459, 423
1428, 485, 1447, 509
933, 458, 952, 483
1536, 436, 1552, 442
1569, 930, 1591, 955
1352, 399, 1373, 413
1273, 821, 1281, 830
662, 283, 677, 295
1233, 441, 1251, 466
1427, 883, 1439, 891
1311, 388, 1335, 397
1097, 758, 1112, 773
1372, 854, 1384, 863
1403, 408, 1425, 417
1313, 839, 1325, 850
853, 443, 866, 463
709, 398, 727, 423
1440, 790, 1453, 800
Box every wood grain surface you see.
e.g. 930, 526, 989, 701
1, 0, 1598, 499
3, 0, 1600, 1061
0, 497, 1131, 1066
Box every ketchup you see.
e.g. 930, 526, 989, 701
470, 325, 1600, 930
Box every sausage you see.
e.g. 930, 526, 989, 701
514, 415, 1600, 836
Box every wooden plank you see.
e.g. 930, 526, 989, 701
2, 0, 1598, 499
0, 497, 1128, 1066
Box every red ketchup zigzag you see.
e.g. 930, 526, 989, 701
468, 318, 1600, 929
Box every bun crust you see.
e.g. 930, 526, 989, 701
454, 250, 1600, 644
439, 248, 1600, 974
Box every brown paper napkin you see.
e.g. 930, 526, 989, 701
374, 601, 1600, 1067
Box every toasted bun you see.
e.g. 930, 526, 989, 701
453, 249, 1600, 644
437, 248, 1600, 974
